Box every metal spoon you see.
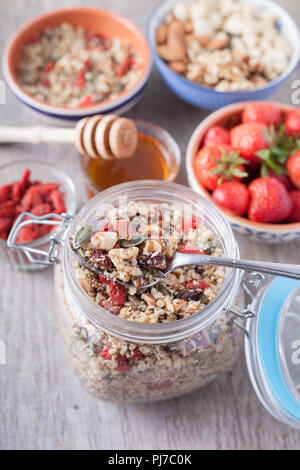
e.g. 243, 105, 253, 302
70, 243, 300, 289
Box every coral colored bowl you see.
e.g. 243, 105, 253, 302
3, 7, 152, 121
186, 101, 300, 244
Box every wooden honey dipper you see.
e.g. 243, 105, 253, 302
0, 114, 138, 160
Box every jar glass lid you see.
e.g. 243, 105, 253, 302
245, 276, 300, 429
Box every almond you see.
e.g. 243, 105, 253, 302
157, 20, 186, 62
169, 61, 187, 74
207, 35, 230, 50
183, 20, 193, 34
156, 24, 168, 45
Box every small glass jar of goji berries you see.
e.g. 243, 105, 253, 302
54, 180, 244, 403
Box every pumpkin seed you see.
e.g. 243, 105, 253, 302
129, 295, 145, 307
119, 235, 146, 248
73, 225, 92, 249
156, 283, 171, 296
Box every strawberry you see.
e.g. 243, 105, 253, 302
212, 182, 249, 216
203, 126, 230, 146
286, 151, 300, 190
288, 191, 300, 223
230, 123, 268, 168
248, 177, 292, 223
265, 169, 295, 191
284, 110, 300, 137
242, 103, 282, 127
194, 145, 248, 191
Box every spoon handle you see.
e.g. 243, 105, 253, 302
0, 125, 75, 144
201, 255, 300, 281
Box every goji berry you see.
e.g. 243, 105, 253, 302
40, 77, 50, 87
117, 57, 132, 77
16, 225, 38, 244
100, 348, 112, 360
115, 363, 131, 373
178, 245, 205, 255
183, 279, 211, 291
108, 281, 127, 306
12, 182, 23, 202
0, 184, 12, 203
43, 61, 55, 73
0, 218, 11, 232
115, 355, 131, 373
20, 169, 31, 191
78, 95, 92, 107
22, 186, 43, 211
0, 207, 15, 218
49, 190, 66, 214
0, 231, 8, 240
132, 349, 143, 361
76, 69, 86, 88
0, 201, 14, 209
181, 216, 202, 234
34, 183, 60, 196
99, 274, 109, 284
31, 203, 52, 217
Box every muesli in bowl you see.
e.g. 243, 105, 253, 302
54, 181, 244, 402
17, 22, 142, 108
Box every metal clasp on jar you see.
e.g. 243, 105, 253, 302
229, 272, 266, 345
7, 212, 74, 266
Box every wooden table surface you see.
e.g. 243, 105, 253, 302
0, 0, 299, 451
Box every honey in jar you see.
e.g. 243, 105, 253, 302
80, 132, 178, 197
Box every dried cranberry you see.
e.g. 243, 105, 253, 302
176, 289, 201, 301
138, 252, 166, 270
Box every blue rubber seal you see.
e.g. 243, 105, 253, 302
258, 277, 300, 421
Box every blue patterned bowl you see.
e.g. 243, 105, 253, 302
186, 102, 300, 244
147, 0, 300, 110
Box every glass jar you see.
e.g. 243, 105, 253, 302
53, 181, 244, 403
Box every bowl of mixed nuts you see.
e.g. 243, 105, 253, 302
147, 0, 300, 109
186, 101, 300, 243
3, 7, 152, 121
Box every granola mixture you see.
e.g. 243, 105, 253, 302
156, 0, 292, 91
54, 200, 243, 402
71, 201, 225, 321
17, 23, 142, 108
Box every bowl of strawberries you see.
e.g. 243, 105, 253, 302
0, 161, 77, 270
186, 101, 300, 243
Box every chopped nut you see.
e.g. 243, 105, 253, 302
91, 231, 118, 251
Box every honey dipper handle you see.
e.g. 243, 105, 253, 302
0, 125, 75, 145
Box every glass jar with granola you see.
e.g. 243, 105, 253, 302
54, 181, 244, 402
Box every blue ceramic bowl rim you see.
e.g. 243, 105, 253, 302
147, 0, 300, 97
2, 7, 153, 118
